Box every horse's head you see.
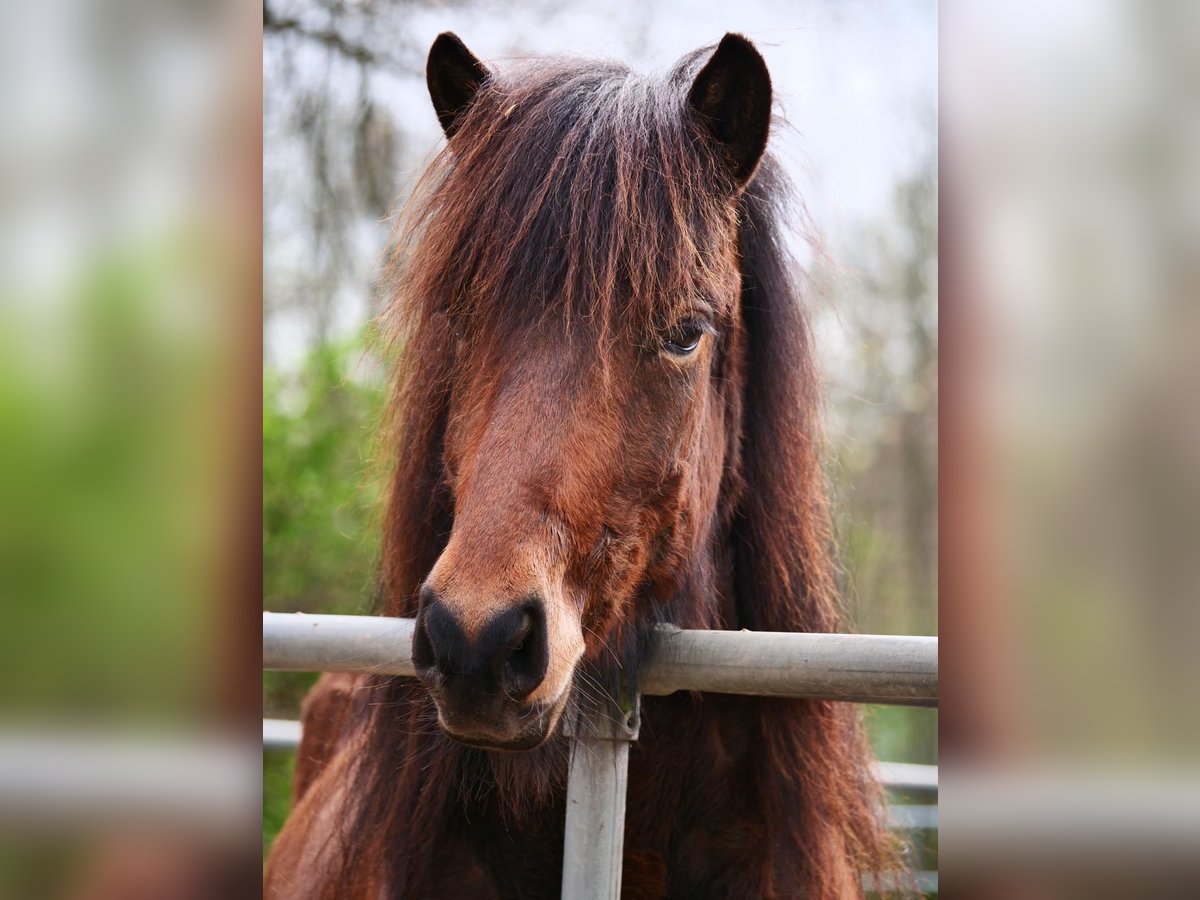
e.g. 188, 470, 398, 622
407, 33, 773, 749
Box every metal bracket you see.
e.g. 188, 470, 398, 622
563, 689, 640, 742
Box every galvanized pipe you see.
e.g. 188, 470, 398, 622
640, 628, 938, 707
875, 760, 939, 794
561, 736, 629, 900
263, 613, 938, 706
263, 718, 302, 751
560, 698, 639, 900
263, 612, 416, 676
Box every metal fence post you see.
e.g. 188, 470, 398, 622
560, 692, 640, 900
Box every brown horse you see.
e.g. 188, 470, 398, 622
267, 32, 893, 899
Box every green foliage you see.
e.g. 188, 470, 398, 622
263, 339, 386, 856
263, 749, 298, 858
262, 337, 384, 721
864, 704, 938, 767
263, 337, 385, 619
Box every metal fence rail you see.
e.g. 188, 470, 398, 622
263, 612, 938, 706
263, 611, 938, 899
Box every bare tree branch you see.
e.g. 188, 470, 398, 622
263, 1, 379, 67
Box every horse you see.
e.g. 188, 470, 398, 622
266, 32, 894, 899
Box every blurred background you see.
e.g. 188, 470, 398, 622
0, 0, 260, 897
260, 0, 939, 873
940, 1, 1200, 894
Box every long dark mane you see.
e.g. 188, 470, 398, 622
327, 48, 893, 898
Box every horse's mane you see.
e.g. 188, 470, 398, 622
328, 48, 893, 898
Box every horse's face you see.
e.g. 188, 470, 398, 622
411, 33, 772, 749
415, 281, 740, 748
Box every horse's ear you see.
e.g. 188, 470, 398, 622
427, 32, 491, 138
687, 34, 772, 189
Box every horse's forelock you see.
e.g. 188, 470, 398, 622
386, 56, 740, 354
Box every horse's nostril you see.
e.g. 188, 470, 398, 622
413, 592, 549, 702
496, 600, 548, 700
412, 588, 467, 677
506, 616, 531, 652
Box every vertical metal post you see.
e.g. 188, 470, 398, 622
560, 693, 639, 900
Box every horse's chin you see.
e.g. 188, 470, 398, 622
444, 729, 549, 752
436, 690, 571, 753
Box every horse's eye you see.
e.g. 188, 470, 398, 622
662, 320, 707, 356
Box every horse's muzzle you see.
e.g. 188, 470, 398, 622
412, 588, 568, 749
